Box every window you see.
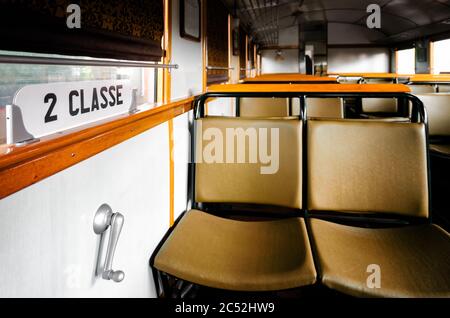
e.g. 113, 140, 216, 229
396, 48, 415, 74
432, 38, 450, 74
0, 51, 157, 107
0, 51, 159, 145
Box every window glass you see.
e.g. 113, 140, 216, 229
0, 51, 158, 145
396, 48, 415, 74
433, 38, 450, 74
0, 51, 157, 107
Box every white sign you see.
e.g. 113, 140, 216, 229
12, 80, 134, 139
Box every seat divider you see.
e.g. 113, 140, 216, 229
301, 95, 323, 282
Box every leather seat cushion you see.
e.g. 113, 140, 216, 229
196, 117, 302, 209
292, 98, 344, 118
416, 94, 450, 136
240, 97, 289, 117
309, 218, 450, 297
154, 210, 317, 291
408, 85, 436, 94
362, 98, 398, 113
308, 119, 429, 218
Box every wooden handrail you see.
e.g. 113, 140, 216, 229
327, 73, 413, 79
0, 97, 194, 199
207, 83, 411, 93
409, 74, 450, 83
250, 73, 328, 78
242, 75, 338, 83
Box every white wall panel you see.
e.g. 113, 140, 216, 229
0, 0, 203, 298
0, 123, 170, 297
206, 98, 234, 117
170, 0, 203, 219
261, 49, 299, 74
328, 47, 390, 73
171, 0, 203, 99
173, 112, 190, 220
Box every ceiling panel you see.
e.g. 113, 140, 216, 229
222, 0, 450, 46
325, 9, 367, 23
384, 0, 450, 25
316, 0, 392, 10
354, 11, 417, 35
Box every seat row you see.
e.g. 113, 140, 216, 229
237, 93, 450, 158
154, 130, 450, 297
238, 96, 400, 117
151, 96, 450, 297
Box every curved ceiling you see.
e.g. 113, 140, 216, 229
223, 0, 450, 46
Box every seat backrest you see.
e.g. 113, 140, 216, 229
365, 78, 393, 84
338, 77, 361, 84
307, 98, 344, 118
308, 119, 429, 218
438, 85, 450, 93
416, 93, 450, 136
362, 97, 398, 113
195, 117, 302, 209
408, 84, 436, 94
239, 97, 289, 117
291, 98, 344, 118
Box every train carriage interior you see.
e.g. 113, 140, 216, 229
0, 0, 450, 306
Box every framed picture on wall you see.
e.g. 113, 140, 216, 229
180, 0, 201, 42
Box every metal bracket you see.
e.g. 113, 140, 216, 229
5, 104, 39, 146
128, 89, 140, 115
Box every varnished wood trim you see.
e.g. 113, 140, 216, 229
243, 75, 338, 83
165, 0, 175, 226
201, 0, 208, 115
253, 44, 257, 77
327, 72, 413, 79
245, 35, 249, 78
207, 84, 411, 93
256, 54, 259, 76
201, 0, 207, 93
0, 98, 194, 200
395, 51, 399, 74
429, 41, 434, 75
409, 74, 450, 82
228, 14, 232, 83
163, 0, 172, 104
